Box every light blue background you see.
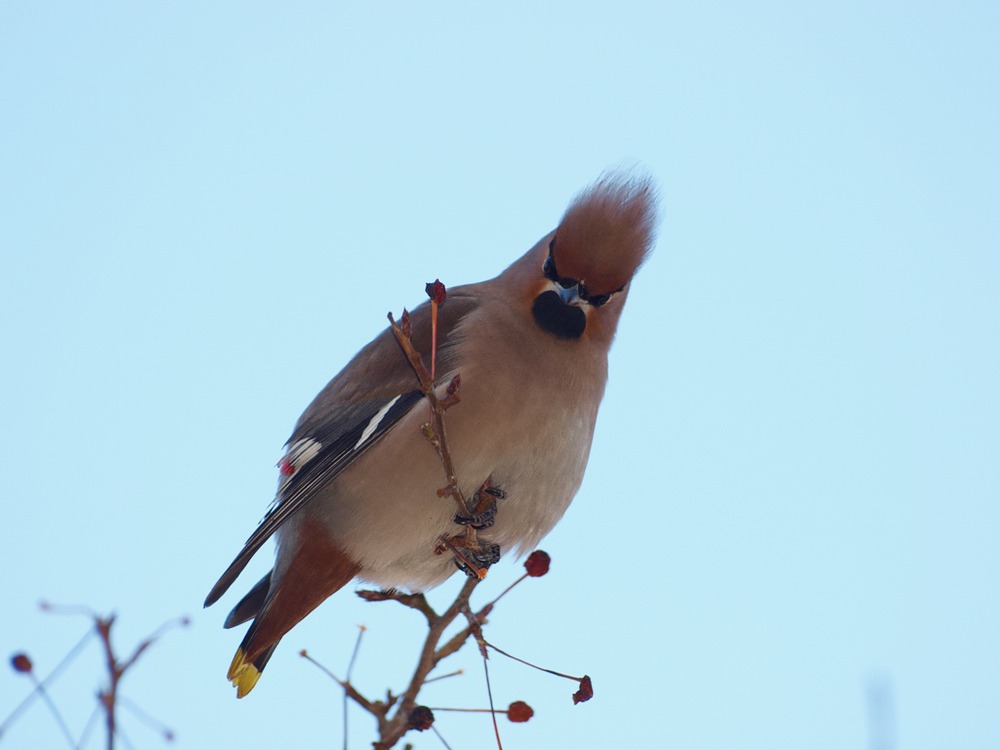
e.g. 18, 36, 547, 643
2, 3, 997, 748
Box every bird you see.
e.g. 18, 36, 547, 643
205, 171, 658, 697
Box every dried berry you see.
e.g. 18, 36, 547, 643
524, 550, 551, 577
408, 705, 435, 731
11, 653, 33, 673
507, 701, 534, 723
572, 675, 594, 704
425, 279, 447, 305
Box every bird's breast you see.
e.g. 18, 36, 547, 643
291, 315, 606, 590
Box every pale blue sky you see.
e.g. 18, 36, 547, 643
2, 3, 998, 749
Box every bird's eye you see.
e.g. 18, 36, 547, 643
587, 283, 624, 308
576, 283, 610, 307
542, 254, 560, 282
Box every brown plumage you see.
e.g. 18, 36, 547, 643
550, 172, 657, 295
207, 170, 658, 696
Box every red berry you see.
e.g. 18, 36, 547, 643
572, 675, 594, 704
425, 279, 447, 305
507, 701, 534, 723
524, 550, 551, 577
11, 653, 33, 673
408, 706, 434, 731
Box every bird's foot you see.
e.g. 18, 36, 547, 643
453, 504, 496, 530
437, 533, 501, 579
454, 482, 506, 530
451, 541, 501, 579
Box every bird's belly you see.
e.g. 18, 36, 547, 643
297, 368, 598, 591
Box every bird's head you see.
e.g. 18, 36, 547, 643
525, 172, 658, 342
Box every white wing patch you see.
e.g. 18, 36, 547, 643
354, 394, 403, 450
277, 437, 323, 491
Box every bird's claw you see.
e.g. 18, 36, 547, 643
453, 502, 497, 530
454, 484, 505, 530
452, 542, 501, 578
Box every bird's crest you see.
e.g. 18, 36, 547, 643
552, 172, 658, 294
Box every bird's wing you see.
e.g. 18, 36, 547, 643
204, 290, 481, 607
204, 391, 423, 606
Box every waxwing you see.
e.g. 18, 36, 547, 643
205, 171, 658, 696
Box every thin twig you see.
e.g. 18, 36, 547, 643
484, 574, 529, 609
76, 703, 102, 748
30, 674, 75, 749
299, 650, 383, 717
422, 669, 464, 685
387, 312, 472, 519
430, 723, 455, 750
484, 641, 583, 682
481, 658, 503, 750
117, 696, 174, 742
343, 626, 366, 750
357, 590, 439, 627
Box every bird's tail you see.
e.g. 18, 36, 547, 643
220, 520, 361, 697
227, 630, 279, 698
223, 572, 275, 698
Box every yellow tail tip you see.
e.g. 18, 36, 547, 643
227, 648, 262, 698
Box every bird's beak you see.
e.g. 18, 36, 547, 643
556, 284, 585, 307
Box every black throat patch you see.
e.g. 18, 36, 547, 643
532, 290, 586, 340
